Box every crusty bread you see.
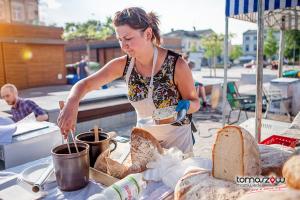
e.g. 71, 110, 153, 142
212, 125, 261, 182
94, 127, 163, 179
238, 189, 300, 200
94, 149, 110, 173
130, 127, 164, 171
259, 144, 294, 176
174, 169, 249, 200
105, 157, 129, 179
282, 155, 300, 189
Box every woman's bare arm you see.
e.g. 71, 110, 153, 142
174, 57, 200, 114
57, 56, 127, 135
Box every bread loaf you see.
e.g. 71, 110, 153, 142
94, 127, 163, 179
212, 126, 261, 182
282, 155, 300, 189
259, 144, 294, 176
94, 149, 110, 173
130, 127, 163, 171
238, 189, 300, 200
174, 169, 249, 200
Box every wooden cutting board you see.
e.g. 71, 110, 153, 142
89, 167, 119, 186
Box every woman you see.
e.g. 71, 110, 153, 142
58, 7, 199, 153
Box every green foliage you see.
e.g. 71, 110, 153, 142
62, 18, 115, 41
229, 45, 243, 61
284, 30, 300, 61
201, 33, 224, 59
264, 29, 278, 60
189, 43, 198, 52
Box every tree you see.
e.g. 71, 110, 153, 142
264, 29, 278, 61
229, 45, 243, 62
201, 33, 223, 77
63, 18, 115, 59
284, 30, 300, 64
189, 43, 198, 52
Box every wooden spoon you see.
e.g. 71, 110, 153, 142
94, 125, 99, 142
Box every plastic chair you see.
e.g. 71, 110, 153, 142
226, 82, 257, 124
263, 86, 292, 120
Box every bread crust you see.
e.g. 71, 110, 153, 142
212, 125, 261, 181
212, 125, 244, 178
94, 127, 163, 179
282, 155, 300, 189
131, 127, 163, 154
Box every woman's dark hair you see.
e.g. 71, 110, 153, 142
113, 7, 161, 45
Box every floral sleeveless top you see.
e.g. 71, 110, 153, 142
123, 50, 181, 109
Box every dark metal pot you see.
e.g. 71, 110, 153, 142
51, 142, 89, 191
75, 130, 117, 167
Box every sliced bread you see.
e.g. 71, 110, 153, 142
212, 125, 261, 182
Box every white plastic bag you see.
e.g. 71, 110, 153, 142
143, 148, 212, 189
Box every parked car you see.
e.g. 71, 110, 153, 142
243, 60, 268, 68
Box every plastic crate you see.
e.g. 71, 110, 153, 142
260, 135, 298, 148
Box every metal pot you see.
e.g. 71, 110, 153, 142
75, 131, 117, 167
51, 142, 89, 191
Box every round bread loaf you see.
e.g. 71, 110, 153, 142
174, 169, 249, 200
238, 189, 300, 200
282, 155, 300, 189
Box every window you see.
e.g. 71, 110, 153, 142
0, 0, 5, 20
245, 36, 250, 41
11, 2, 25, 22
245, 45, 249, 52
254, 44, 257, 51
27, 2, 37, 20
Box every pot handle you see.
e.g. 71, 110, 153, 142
109, 140, 117, 152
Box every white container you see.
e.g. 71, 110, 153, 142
88, 173, 146, 200
0, 122, 61, 169
269, 78, 300, 114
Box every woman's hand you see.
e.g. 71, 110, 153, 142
57, 99, 79, 139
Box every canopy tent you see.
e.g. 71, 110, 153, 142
222, 0, 300, 142
226, 0, 300, 30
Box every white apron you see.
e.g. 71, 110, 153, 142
125, 47, 193, 153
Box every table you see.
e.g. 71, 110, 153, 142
0, 141, 173, 200
0, 122, 61, 169
239, 117, 291, 141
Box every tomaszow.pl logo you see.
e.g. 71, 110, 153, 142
236, 176, 285, 187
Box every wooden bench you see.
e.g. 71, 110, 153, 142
77, 97, 134, 123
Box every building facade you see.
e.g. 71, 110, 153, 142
0, 0, 39, 24
242, 29, 280, 58
0, 1, 66, 89
163, 29, 214, 68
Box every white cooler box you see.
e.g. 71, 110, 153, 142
0, 122, 61, 169
269, 78, 300, 115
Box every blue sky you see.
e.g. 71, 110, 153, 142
40, 0, 257, 44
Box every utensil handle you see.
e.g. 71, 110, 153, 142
32, 163, 54, 193
58, 100, 71, 154
70, 130, 79, 153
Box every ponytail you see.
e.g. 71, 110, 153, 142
147, 12, 161, 46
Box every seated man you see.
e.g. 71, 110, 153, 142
0, 84, 48, 122
188, 61, 211, 108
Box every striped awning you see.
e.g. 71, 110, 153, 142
225, 0, 300, 30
